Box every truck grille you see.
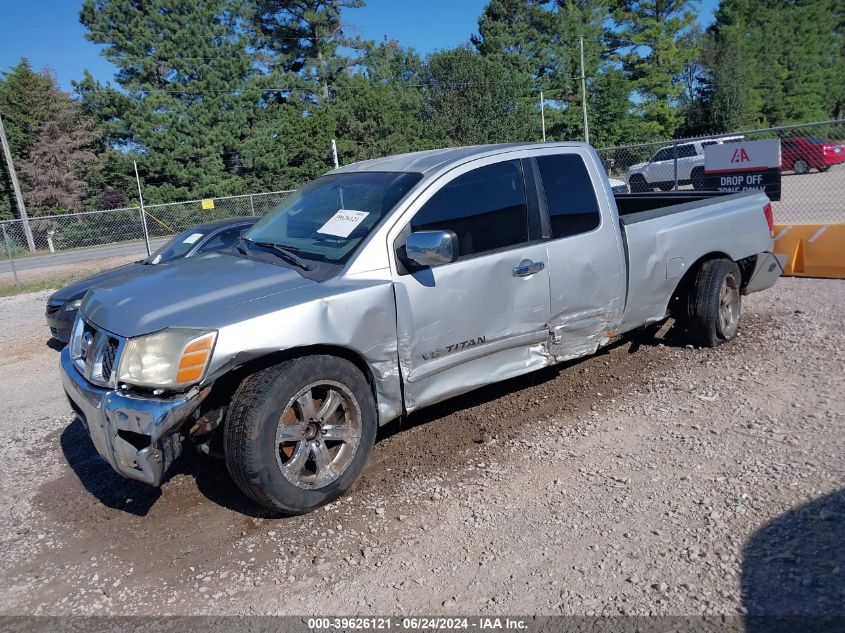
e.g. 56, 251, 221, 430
101, 338, 118, 383
70, 318, 123, 388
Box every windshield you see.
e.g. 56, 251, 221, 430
146, 228, 209, 264
243, 171, 422, 265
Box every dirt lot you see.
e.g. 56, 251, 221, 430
0, 278, 842, 617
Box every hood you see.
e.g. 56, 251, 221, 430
81, 252, 317, 337
627, 162, 647, 174
50, 262, 145, 302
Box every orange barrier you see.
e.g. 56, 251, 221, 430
773, 223, 845, 279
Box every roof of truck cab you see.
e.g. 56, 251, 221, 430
331, 142, 591, 175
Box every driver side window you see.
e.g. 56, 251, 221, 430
410, 160, 530, 260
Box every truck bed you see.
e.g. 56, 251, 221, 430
613, 190, 773, 334
614, 190, 734, 222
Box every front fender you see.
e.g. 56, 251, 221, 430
204, 277, 403, 425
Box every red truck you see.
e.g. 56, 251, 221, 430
781, 136, 845, 174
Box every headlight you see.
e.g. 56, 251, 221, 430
65, 299, 83, 311
117, 329, 217, 389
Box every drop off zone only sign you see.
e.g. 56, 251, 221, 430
703, 139, 782, 201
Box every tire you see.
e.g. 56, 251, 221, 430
685, 259, 742, 348
793, 158, 809, 175
691, 167, 705, 190
225, 355, 377, 514
819, 165, 831, 172
629, 174, 649, 192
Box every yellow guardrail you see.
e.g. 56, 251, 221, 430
773, 223, 845, 279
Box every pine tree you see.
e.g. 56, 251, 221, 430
422, 48, 536, 146
251, 0, 365, 105
0, 60, 66, 220
80, 0, 260, 202
18, 103, 100, 215
330, 41, 429, 163
701, 0, 841, 128
609, 0, 698, 138
472, 0, 557, 87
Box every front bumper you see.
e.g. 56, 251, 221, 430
60, 348, 208, 486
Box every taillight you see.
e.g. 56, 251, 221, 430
763, 202, 774, 236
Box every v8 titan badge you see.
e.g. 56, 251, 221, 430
317, 209, 369, 238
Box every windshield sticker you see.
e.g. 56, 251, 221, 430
317, 210, 369, 238
183, 233, 204, 244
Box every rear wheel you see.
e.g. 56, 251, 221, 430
685, 259, 742, 348
225, 355, 377, 514
793, 158, 810, 175
691, 167, 705, 190
629, 174, 649, 192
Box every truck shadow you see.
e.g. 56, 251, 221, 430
741, 487, 844, 628
60, 417, 275, 518
59, 418, 162, 517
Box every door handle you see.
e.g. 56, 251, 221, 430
513, 259, 545, 277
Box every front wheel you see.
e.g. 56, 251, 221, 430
685, 259, 742, 348
225, 355, 377, 514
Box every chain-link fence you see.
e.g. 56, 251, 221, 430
3, 119, 844, 288
596, 119, 845, 224
0, 190, 293, 288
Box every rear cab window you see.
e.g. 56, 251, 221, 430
535, 153, 600, 239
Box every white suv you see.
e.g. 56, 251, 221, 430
626, 135, 745, 192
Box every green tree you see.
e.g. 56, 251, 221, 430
698, 0, 842, 129
251, 0, 365, 105
422, 48, 536, 146
588, 67, 647, 147
80, 0, 260, 202
472, 0, 557, 87
609, 0, 698, 138
239, 98, 337, 191
330, 41, 429, 164
546, 0, 614, 140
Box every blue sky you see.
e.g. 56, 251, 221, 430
0, 0, 719, 92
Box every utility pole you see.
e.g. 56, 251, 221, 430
579, 36, 590, 145
539, 91, 546, 142
133, 161, 152, 257
0, 112, 35, 252
331, 139, 339, 169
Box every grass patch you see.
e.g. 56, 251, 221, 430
0, 277, 74, 298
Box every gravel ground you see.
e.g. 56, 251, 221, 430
0, 277, 842, 616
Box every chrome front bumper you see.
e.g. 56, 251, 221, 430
60, 348, 208, 486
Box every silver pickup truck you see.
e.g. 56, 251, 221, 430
60, 142, 784, 514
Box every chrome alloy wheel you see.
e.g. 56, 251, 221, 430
717, 274, 741, 339
274, 380, 363, 490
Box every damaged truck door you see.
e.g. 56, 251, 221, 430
392, 157, 551, 411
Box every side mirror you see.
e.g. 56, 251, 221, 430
403, 230, 459, 268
